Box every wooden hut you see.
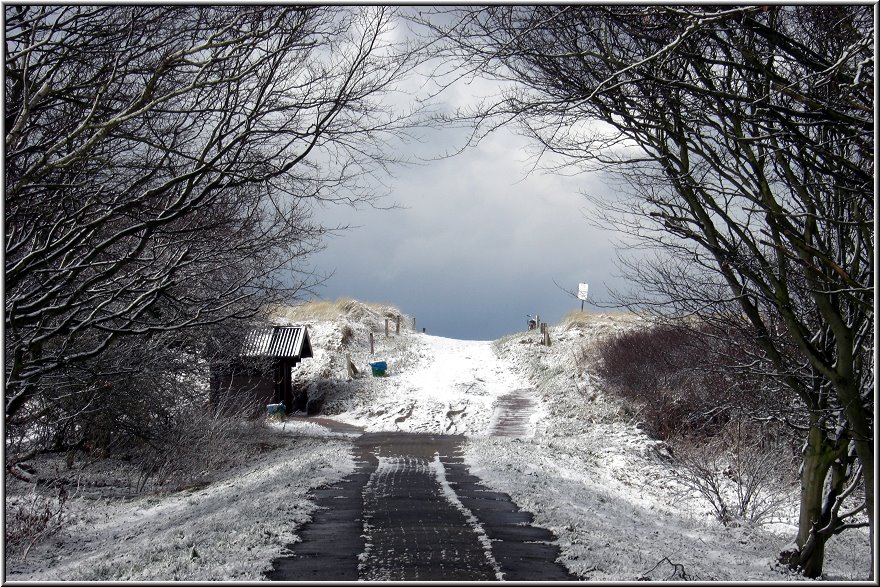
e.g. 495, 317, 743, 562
210, 325, 313, 415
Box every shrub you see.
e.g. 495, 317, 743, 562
595, 321, 801, 527
131, 397, 264, 493
5, 481, 70, 561
596, 324, 736, 439
594, 323, 791, 442
668, 418, 798, 526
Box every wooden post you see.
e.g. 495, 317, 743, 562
396, 314, 400, 335
385, 318, 389, 337
346, 354, 359, 379
369, 332, 374, 354
413, 317, 416, 332
422, 327, 426, 334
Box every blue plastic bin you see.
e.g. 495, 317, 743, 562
369, 361, 387, 377
267, 402, 286, 415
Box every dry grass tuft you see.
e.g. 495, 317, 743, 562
558, 309, 640, 330
269, 297, 407, 327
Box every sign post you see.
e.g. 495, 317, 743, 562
577, 283, 589, 312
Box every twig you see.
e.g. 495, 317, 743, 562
641, 556, 689, 580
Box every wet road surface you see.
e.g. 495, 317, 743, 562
265, 426, 576, 581
266, 389, 577, 581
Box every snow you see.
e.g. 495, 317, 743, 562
266, 418, 358, 438
292, 318, 527, 436
5, 303, 871, 581
462, 320, 871, 581
428, 452, 503, 580
5, 432, 356, 581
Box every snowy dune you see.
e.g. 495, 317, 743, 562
5, 303, 871, 581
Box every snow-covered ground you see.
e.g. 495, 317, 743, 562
5, 426, 355, 581
464, 320, 871, 581
4, 301, 871, 581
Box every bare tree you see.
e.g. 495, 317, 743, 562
420, 5, 873, 578
5, 7, 421, 461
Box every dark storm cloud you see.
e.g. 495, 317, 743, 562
299, 13, 631, 339
307, 125, 628, 340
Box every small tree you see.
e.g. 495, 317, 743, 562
671, 418, 798, 527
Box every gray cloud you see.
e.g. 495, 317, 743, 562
306, 124, 629, 340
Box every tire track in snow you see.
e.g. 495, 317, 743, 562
358, 453, 498, 580
428, 452, 503, 579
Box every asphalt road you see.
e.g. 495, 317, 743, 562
266, 394, 576, 581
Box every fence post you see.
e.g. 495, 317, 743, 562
369, 332, 374, 354
385, 318, 389, 337
396, 314, 400, 335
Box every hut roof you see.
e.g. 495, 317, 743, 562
241, 325, 313, 360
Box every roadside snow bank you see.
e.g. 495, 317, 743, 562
465, 314, 871, 581
5, 432, 354, 581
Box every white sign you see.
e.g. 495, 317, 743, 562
577, 283, 589, 301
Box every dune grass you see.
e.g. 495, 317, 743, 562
270, 297, 405, 323
557, 309, 641, 330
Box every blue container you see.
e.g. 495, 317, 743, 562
369, 361, 387, 377
267, 402, 286, 415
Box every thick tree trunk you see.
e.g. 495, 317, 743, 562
788, 423, 831, 577
839, 390, 874, 579
781, 418, 851, 578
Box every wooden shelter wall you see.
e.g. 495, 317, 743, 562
212, 372, 275, 417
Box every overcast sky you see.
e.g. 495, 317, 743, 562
302, 12, 634, 341
305, 128, 633, 340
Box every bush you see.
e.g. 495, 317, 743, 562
668, 419, 798, 526
5, 481, 69, 561
131, 397, 265, 493
595, 322, 800, 527
595, 323, 790, 442
596, 324, 735, 439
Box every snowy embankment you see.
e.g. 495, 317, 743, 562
463, 314, 871, 582
281, 300, 529, 435
5, 428, 354, 581
274, 302, 869, 581
6, 300, 870, 581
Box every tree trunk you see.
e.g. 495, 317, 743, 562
789, 422, 831, 576
837, 383, 874, 579
781, 417, 850, 578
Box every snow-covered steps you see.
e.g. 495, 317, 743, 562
487, 388, 541, 437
